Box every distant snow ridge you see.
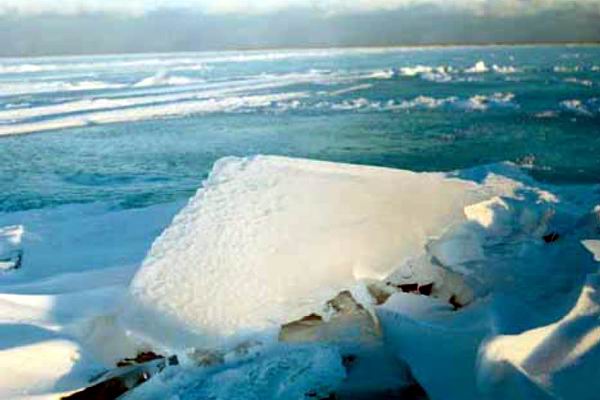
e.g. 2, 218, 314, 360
122, 155, 600, 399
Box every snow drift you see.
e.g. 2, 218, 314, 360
122, 155, 600, 399
123, 155, 485, 349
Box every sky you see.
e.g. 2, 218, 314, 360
0, 0, 599, 56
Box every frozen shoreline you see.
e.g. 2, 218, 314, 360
1, 156, 599, 399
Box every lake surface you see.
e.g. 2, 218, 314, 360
1, 45, 599, 213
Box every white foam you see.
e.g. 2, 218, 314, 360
133, 71, 199, 88
0, 80, 126, 96
0, 68, 337, 128
0, 92, 308, 136
329, 84, 372, 96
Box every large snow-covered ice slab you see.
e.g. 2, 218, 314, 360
123, 155, 483, 349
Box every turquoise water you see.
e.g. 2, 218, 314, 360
1, 45, 599, 213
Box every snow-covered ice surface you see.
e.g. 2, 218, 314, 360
1, 155, 599, 399
124, 155, 482, 349
119, 155, 599, 399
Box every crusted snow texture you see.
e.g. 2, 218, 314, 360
123, 155, 600, 400
124, 155, 487, 349
122, 344, 345, 400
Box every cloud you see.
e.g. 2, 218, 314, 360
1, 0, 599, 16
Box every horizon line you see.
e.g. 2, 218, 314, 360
2, 40, 600, 60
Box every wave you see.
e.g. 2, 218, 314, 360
0, 58, 211, 75
0, 92, 308, 137
0, 48, 404, 76
133, 71, 200, 88
0, 80, 126, 96
328, 84, 372, 96
0, 69, 350, 123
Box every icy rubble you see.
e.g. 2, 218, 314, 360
120, 155, 599, 399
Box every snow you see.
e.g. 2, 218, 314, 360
0, 339, 104, 399
122, 344, 346, 400
480, 272, 600, 399
1, 155, 599, 399
123, 155, 488, 350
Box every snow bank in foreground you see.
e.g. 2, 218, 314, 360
122, 155, 600, 399
479, 272, 600, 400
123, 155, 487, 349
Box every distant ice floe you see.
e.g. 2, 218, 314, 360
315, 92, 517, 112
564, 77, 593, 87
560, 99, 599, 117
465, 60, 489, 73
491, 64, 519, 74
387, 61, 521, 84
459, 92, 517, 111
535, 110, 559, 119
